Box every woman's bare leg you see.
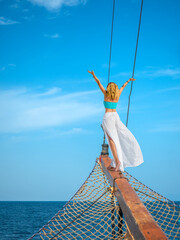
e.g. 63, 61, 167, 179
107, 135, 121, 171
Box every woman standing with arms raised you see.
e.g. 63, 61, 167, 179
88, 70, 144, 172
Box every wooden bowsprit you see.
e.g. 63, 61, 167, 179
100, 155, 168, 240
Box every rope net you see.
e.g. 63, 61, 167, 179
123, 170, 180, 239
29, 159, 180, 240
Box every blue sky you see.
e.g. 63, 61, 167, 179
0, 0, 180, 201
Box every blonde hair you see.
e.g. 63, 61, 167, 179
106, 82, 119, 101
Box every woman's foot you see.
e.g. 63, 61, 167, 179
107, 161, 121, 172
107, 165, 116, 171
114, 161, 121, 172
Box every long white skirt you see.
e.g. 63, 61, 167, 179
102, 112, 144, 172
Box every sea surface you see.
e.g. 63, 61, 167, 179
0, 201, 67, 240
0, 201, 180, 240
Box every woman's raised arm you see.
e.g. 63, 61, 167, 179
119, 78, 136, 95
88, 70, 106, 95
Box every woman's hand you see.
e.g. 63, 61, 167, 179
119, 77, 136, 94
88, 70, 106, 94
129, 77, 136, 81
88, 70, 98, 82
88, 70, 95, 78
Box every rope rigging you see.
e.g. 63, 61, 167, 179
107, 0, 144, 127
126, 0, 144, 127
107, 0, 116, 84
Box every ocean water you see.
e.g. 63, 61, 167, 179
0, 201, 180, 240
0, 201, 67, 240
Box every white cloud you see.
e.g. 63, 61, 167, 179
147, 118, 180, 133
35, 87, 61, 96
140, 68, 180, 78
9, 127, 90, 142
131, 85, 180, 103
148, 125, 180, 133
0, 64, 16, 72
22, 15, 35, 21
44, 33, 60, 38
0, 17, 19, 25
61, 127, 90, 135
10, 3, 19, 8
112, 67, 180, 80
0, 87, 103, 133
154, 86, 180, 93
8, 64, 16, 67
28, 0, 87, 11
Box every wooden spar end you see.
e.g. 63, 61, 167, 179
100, 155, 168, 240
